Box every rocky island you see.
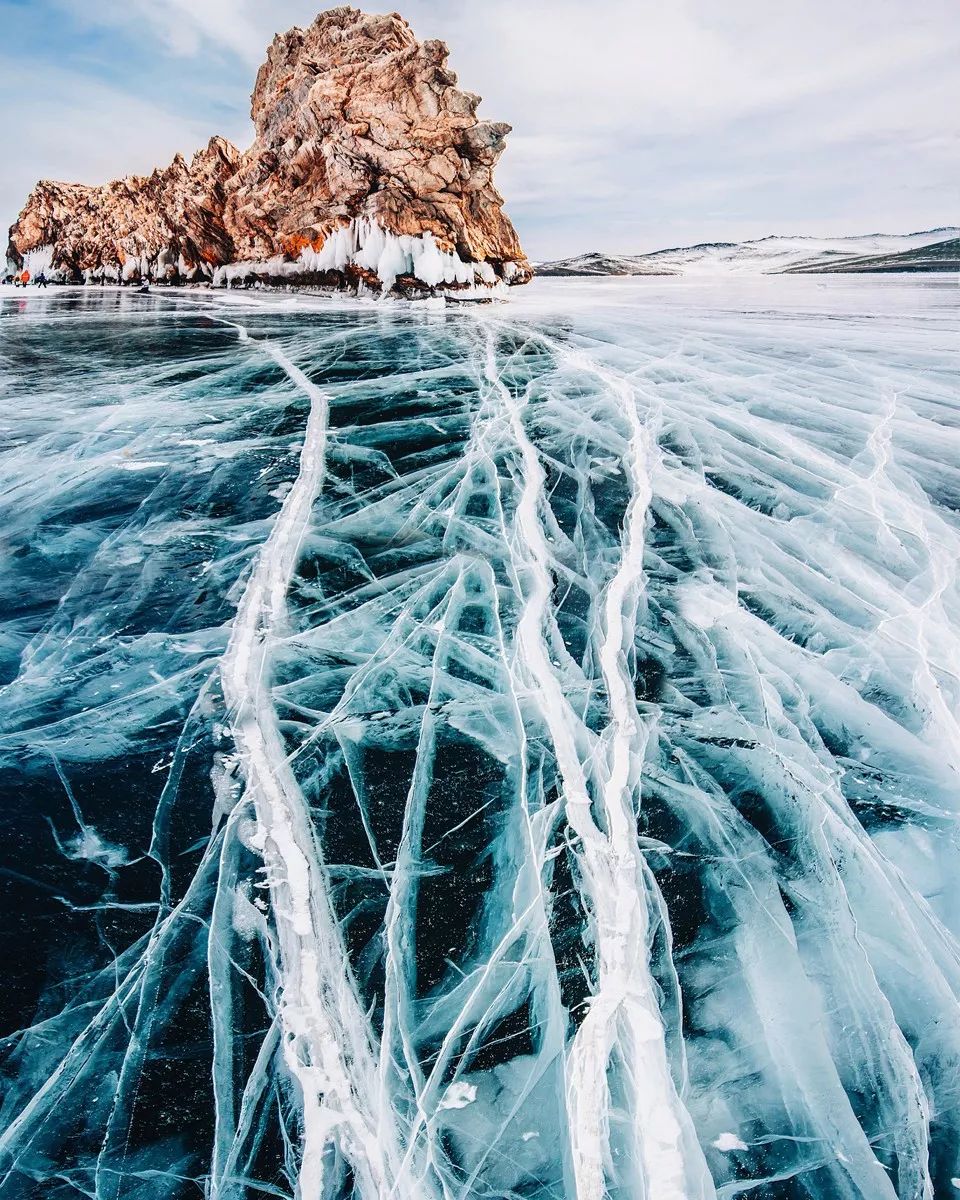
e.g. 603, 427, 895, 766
6, 7, 531, 296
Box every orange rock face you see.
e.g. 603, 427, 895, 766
9, 139, 241, 282
7, 7, 530, 291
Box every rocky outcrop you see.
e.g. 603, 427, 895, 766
7, 7, 530, 294
10, 139, 241, 285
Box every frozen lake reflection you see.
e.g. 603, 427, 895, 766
1, 276, 959, 1199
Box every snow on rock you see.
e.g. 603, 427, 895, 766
21, 244, 54, 276
7, 8, 530, 294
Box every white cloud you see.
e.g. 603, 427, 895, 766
54, 0, 320, 66
55, 0, 278, 66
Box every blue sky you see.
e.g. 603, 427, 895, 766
1, 0, 957, 260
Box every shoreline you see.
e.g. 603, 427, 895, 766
2, 272, 955, 322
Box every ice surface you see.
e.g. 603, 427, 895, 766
0, 276, 958, 1199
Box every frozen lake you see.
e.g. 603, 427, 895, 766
1, 274, 958, 1199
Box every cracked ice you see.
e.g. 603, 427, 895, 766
0, 275, 959, 1200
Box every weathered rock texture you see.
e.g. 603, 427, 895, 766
7, 7, 530, 292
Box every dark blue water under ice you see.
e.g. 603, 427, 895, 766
0, 276, 958, 1200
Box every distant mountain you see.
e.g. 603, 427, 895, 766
535, 229, 960, 277
784, 236, 960, 274
531, 251, 678, 277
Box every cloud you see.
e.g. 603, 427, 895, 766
50, 0, 276, 66
51, 0, 313, 66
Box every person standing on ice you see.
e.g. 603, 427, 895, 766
35, 272, 48, 288
20, 270, 29, 286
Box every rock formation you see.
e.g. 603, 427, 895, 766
7, 7, 531, 294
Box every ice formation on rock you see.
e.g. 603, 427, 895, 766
211, 219, 511, 295
1, 275, 959, 1199
6, 8, 530, 294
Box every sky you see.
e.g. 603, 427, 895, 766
0, 0, 957, 260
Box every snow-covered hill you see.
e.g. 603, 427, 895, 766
536, 228, 960, 277
531, 251, 678, 277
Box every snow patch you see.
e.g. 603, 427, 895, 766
712, 1133, 749, 1152
680, 580, 739, 629
439, 1082, 477, 1110
64, 828, 130, 871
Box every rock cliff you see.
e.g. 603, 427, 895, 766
7, 7, 530, 294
